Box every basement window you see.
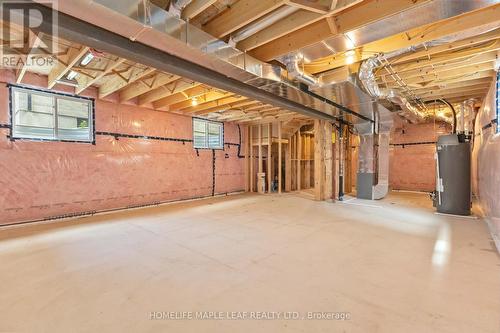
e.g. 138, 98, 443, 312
10, 85, 94, 143
192, 118, 223, 149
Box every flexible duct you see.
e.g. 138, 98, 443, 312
283, 53, 321, 86
169, 0, 192, 18
358, 56, 427, 121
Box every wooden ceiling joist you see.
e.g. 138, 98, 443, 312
166, 90, 234, 111
119, 72, 179, 102
99, 65, 155, 99
48, 45, 90, 89
76, 56, 127, 94
138, 79, 200, 106
304, 3, 500, 74
203, 0, 287, 38
379, 55, 497, 84
182, 0, 218, 20
387, 63, 495, 86
391, 28, 500, 65
189, 96, 249, 115
249, 0, 426, 61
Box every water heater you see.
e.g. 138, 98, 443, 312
433, 134, 471, 216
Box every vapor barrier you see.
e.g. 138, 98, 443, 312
472, 80, 500, 250
0, 71, 245, 225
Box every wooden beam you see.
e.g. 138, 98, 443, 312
245, 125, 250, 192
152, 85, 210, 110
287, 0, 329, 14
182, 0, 218, 20
203, 0, 287, 38
267, 123, 272, 193
191, 96, 248, 115
421, 91, 487, 102
138, 80, 199, 106
249, 0, 426, 61
99, 66, 155, 99
324, 121, 333, 200
314, 119, 325, 201
119, 72, 178, 102
304, 3, 500, 74
76, 57, 127, 95
388, 63, 495, 86
297, 131, 301, 191
379, 53, 498, 83
411, 77, 493, 93
48, 45, 90, 89
15, 54, 31, 84
258, 125, 263, 191
387, 41, 500, 74
391, 27, 500, 65
237, 10, 321, 51
418, 83, 491, 99
383, 70, 496, 89
167, 91, 234, 111
285, 129, 291, 192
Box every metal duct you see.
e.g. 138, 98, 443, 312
230, 6, 298, 44
358, 56, 427, 121
324, 82, 393, 200
169, 0, 192, 18
67, 0, 374, 125
18, 2, 374, 125
283, 53, 320, 86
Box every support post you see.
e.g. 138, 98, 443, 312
278, 121, 282, 194
324, 121, 333, 200
314, 120, 325, 201
249, 125, 253, 192
267, 123, 272, 193
245, 125, 249, 192
297, 131, 302, 191
258, 124, 263, 174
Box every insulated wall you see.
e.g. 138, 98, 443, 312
472, 80, 500, 249
0, 70, 245, 225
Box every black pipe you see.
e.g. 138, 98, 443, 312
300, 85, 374, 124
338, 123, 345, 201
23, 4, 362, 125
425, 99, 457, 134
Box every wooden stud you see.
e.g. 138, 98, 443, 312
258, 125, 263, 174
267, 123, 272, 193
297, 131, 301, 191
245, 125, 250, 192
278, 121, 282, 194
249, 125, 254, 192
324, 121, 333, 200
314, 120, 325, 201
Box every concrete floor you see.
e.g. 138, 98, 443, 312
0, 192, 499, 332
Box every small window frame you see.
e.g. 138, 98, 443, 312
8, 84, 95, 144
192, 117, 224, 150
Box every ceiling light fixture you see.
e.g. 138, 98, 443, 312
66, 70, 78, 80
80, 52, 95, 66
191, 97, 198, 106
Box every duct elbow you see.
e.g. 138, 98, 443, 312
283, 54, 321, 87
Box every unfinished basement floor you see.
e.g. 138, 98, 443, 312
0, 192, 499, 333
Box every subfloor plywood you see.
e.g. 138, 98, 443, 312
0, 192, 499, 332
